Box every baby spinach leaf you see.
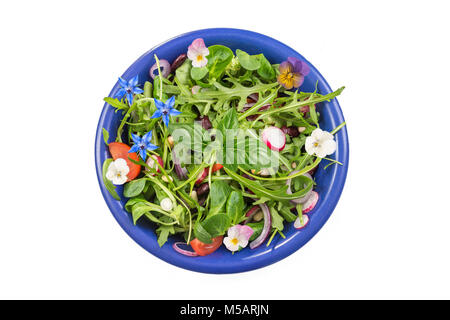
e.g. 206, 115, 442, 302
246, 222, 264, 241
236, 49, 261, 71
175, 60, 192, 85
124, 195, 147, 212
207, 45, 233, 80
226, 190, 244, 225
209, 180, 232, 216
256, 54, 276, 80
194, 221, 212, 243
202, 214, 231, 238
102, 159, 120, 201
123, 178, 146, 198
190, 67, 208, 81
131, 202, 151, 225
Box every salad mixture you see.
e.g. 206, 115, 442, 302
101, 38, 345, 257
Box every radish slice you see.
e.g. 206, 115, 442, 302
261, 126, 286, 152
145, 155, 163, 175
294, 214, 309, 229
286, 171, 313, 204
302, 191, 319, 213
249, 203, 271, 249
173, 242, 198, 257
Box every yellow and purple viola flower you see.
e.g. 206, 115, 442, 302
128, 130, 158, 161
277, 57, 310, 90
187, 38, 210, 68
151, 96, 182, 127
114, 75, 144, 105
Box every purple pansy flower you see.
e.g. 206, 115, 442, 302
277, 57, 310, 90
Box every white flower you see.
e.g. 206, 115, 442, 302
305, 128, 337, 158
223, 225, 254, 252
187, 38, 210, 68
160, 198, 173, 211
106, 158, 129, 185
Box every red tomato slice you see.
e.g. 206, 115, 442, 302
108, 142, 141, 181
190, 236, 224, 256
195, 164, 224, 185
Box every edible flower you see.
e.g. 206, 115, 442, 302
151, 96, 181, 127
187, 38, 210, 68
114, 75, 144, 105
106, 158, 130, 185
223, 225, 254, 252
305, 128, 336, 158
277, 57, 310, 89
128, 130, 158, 161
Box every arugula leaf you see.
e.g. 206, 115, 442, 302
226, 190, 245, 225
156, 224, 175, 247
223, 167, 313, 202
102, 159, 120, 201
217, 108, 239, 135
123, 178, 146, 198
270, 206, 284, 231
236, 49, 261, 71
279, 206, 298, 223
207, 45, 234, 80
209, 180, 232, 216
103, 97, 129, 112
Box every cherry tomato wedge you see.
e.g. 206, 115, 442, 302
108, 142, 141, 181
195, 164, 224, 185
190, 236, 224, 256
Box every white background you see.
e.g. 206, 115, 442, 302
1, 0, 449, 299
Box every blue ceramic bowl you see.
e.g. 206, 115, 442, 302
95, 28, 349, 274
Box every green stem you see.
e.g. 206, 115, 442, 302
331, 121, 346, 135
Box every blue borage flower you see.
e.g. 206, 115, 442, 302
151, 96, 182, 127
128, 130, 158, 161
114, 75, 144, 105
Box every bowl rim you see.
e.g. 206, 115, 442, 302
94, 28, 349, 274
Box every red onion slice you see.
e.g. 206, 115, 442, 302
173, 242, 198, 257
286, 171, 313, 204
172, 150, 188, 180
150, 59, 171, 79
249, 203, 271, 249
